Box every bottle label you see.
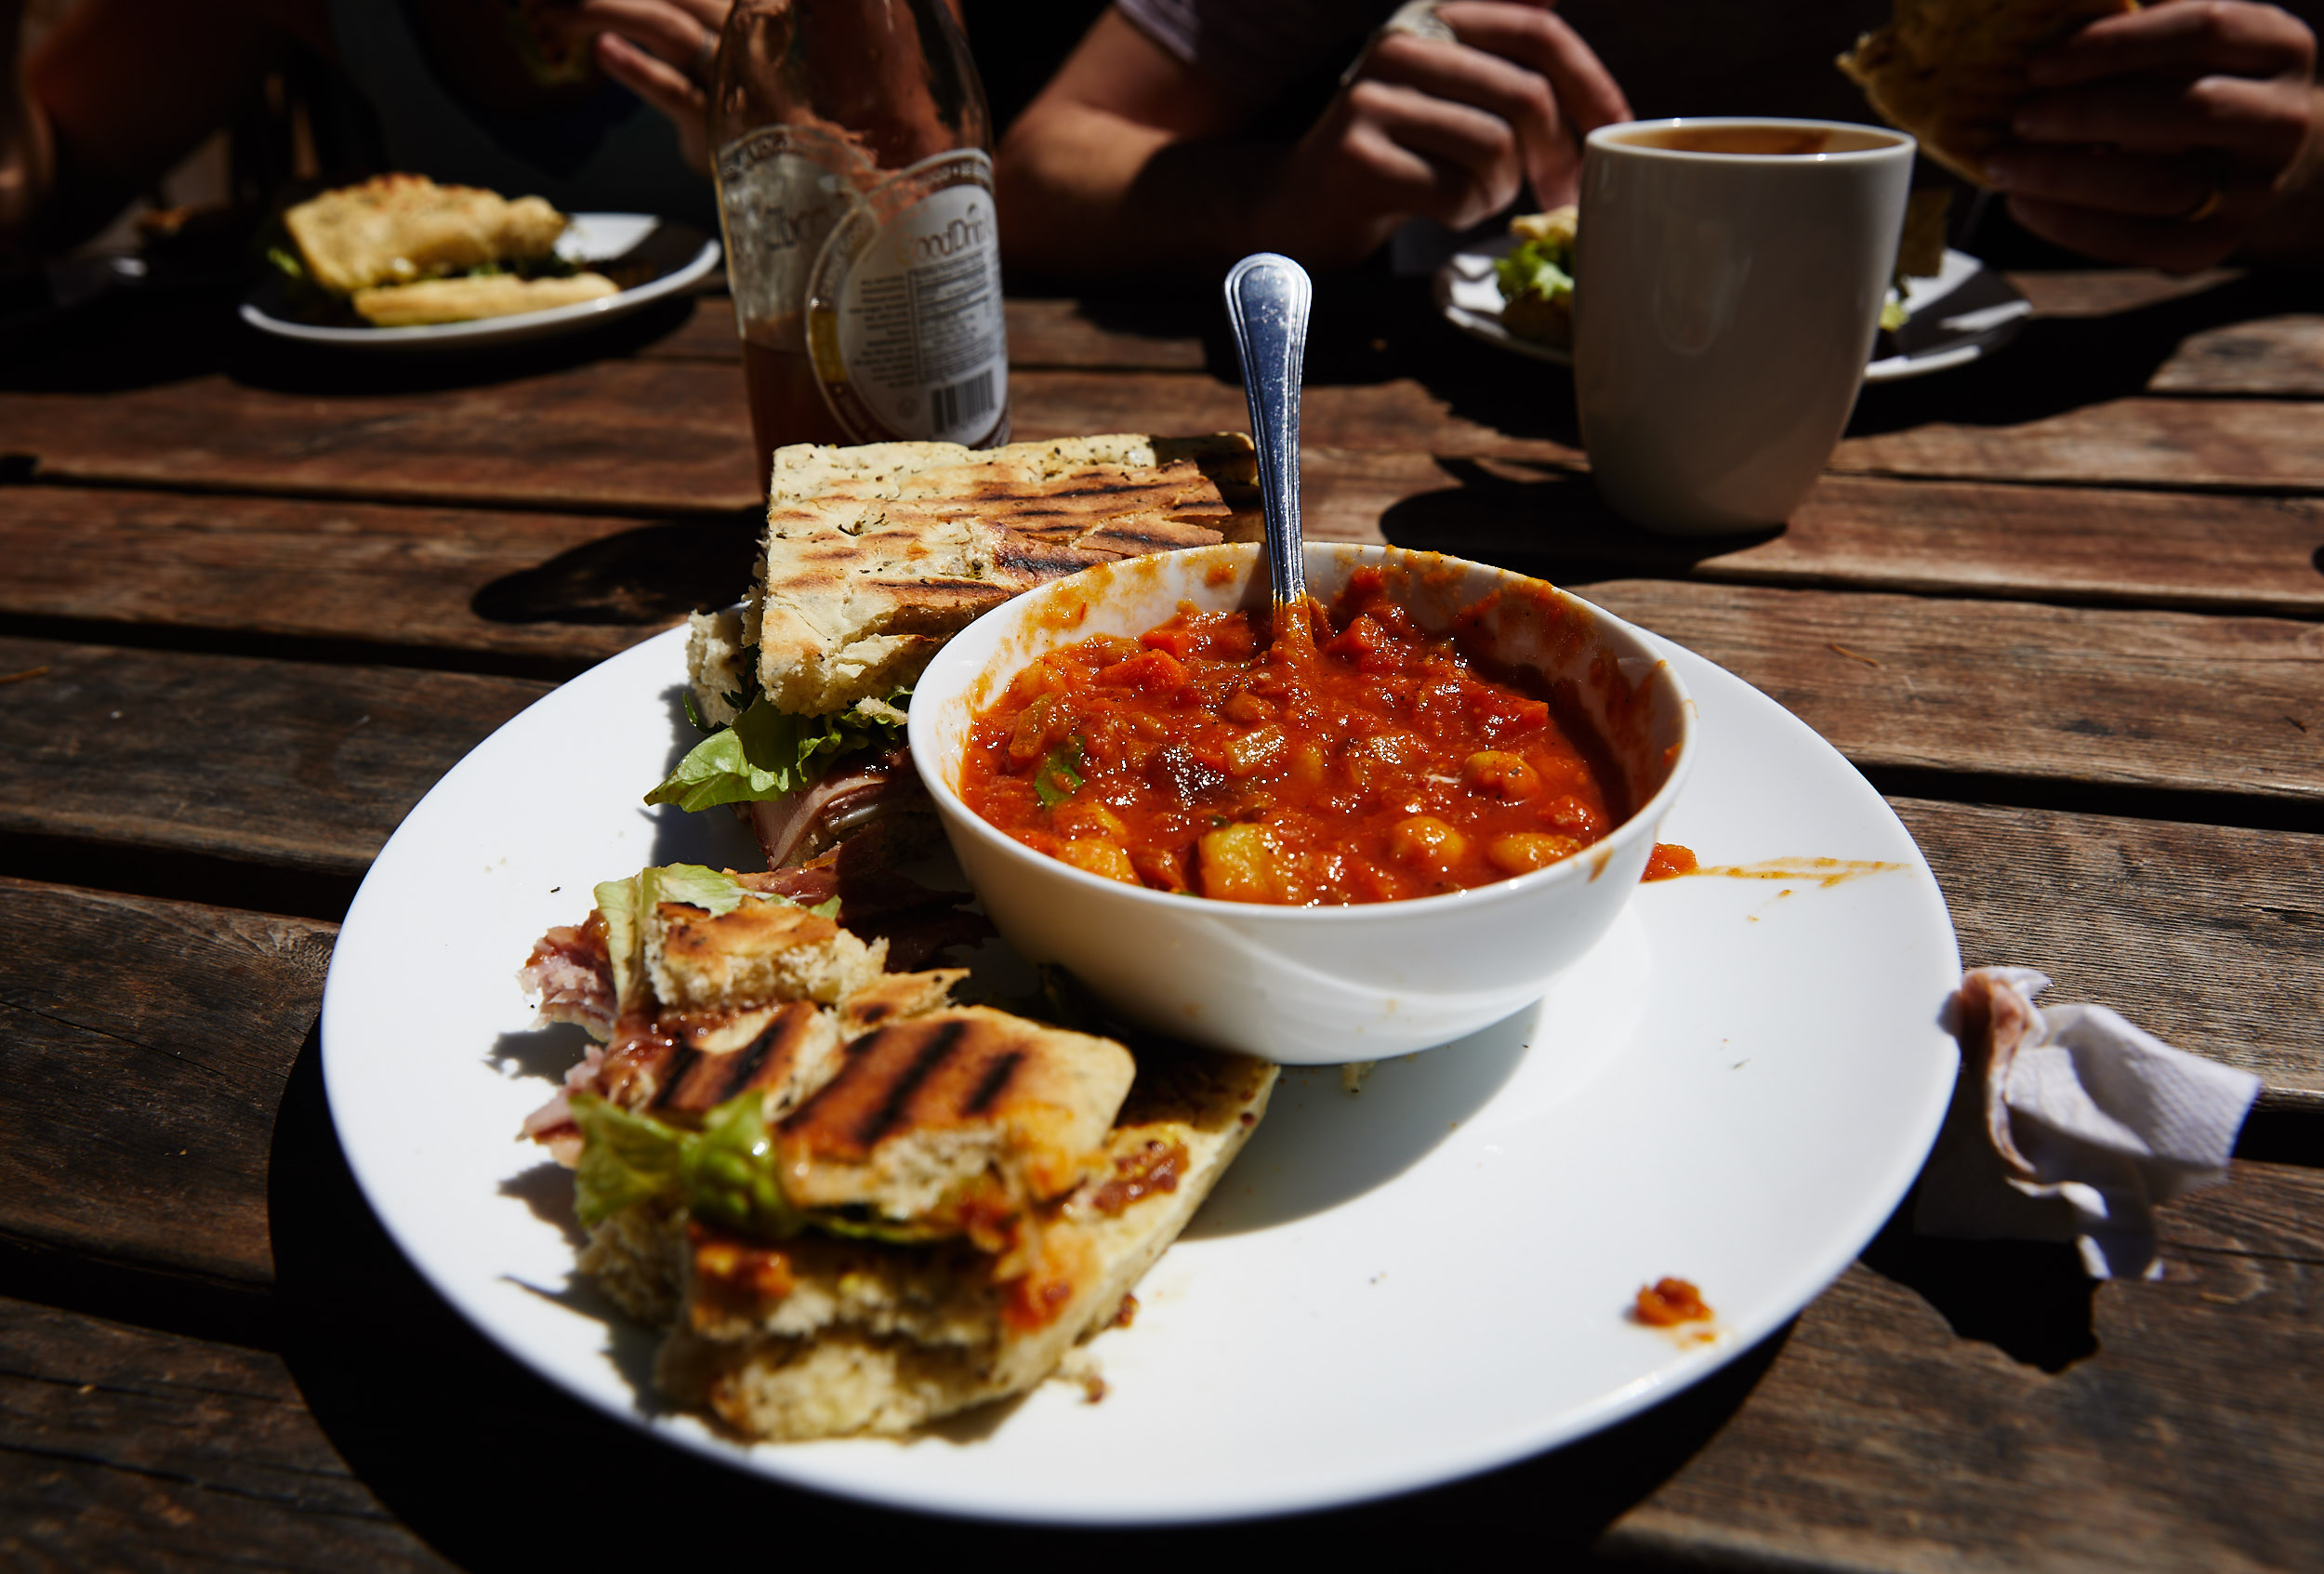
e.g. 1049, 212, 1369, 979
713, 123, 872, 344
805, 149, 1010, 448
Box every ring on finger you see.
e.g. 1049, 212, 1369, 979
688, 25, 720, 87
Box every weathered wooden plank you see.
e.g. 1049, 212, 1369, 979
6, 461, 2317, 675
0, 484, 745, 665
1, 795, 2310, 1298
1578, 580, 2324, 804
1836, 398, 2324, 492
1326, 451, 2324, 617
0, 357, 765, 513
2149, 315, 2324, 397
0, 639, 548, 876
0, 1296, 450, 1573
1898, 800, 2324, 1111
12, 355, 2324, 512
0, 880, 330, 1288
1609, 1160, 2324, 1573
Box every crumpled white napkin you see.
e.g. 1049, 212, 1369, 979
1915, 967, 2261, 1280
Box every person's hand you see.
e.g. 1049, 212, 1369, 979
1990, 0, 2317, 271
560, 0, 733, 174
1269, 0, 1630, 268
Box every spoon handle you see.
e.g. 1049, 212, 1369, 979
1223, 252, 1313, 610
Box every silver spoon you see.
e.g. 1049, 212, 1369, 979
1223, 252, 1313, 617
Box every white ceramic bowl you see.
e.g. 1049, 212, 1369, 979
909, 542, 1695, 1063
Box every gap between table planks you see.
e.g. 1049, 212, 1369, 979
0, 875, 2317, 1573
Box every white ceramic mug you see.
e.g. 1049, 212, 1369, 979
1572, 117, 1914, 535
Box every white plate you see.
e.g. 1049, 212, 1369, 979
1436, 237, 2029, 383
320, 621, 1961, 1524
240, 213, 720, 352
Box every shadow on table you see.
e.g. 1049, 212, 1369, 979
0, 283, 702, 398
270, 1030, 1785, 1565
1859, 1188, 2098, 1375
469, 511, 761, 628
1373, 456, 1777, 586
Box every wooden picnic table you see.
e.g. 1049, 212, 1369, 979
2, 259, 2318, 1569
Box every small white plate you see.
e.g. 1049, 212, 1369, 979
240, 213, 720, 352
1436, 237, 2028, 384
320, 620, 1961, 1525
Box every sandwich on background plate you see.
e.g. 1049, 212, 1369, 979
519, 862, 1276, 1439
274, 173, 618, 325
652, 431, 1261, 906
1839, 0, 2137, 185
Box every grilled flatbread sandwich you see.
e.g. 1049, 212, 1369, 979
276, 173, 617, 325
1839, 0, 2137, 185
652, 432, 1261, 872
520, 862, 1275, 1438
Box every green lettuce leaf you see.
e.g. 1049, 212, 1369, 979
570, 1092, 686, 1227
1494, 237, 1575, 308
593, 874, 644, 1012
680, 1094, 803, 1239
644, 688, 912, 813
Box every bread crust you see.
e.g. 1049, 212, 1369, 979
352, 271, 616, 325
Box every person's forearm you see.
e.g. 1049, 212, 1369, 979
995, 98, 1286, 283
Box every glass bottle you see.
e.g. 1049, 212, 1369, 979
709, 0, 1010, 492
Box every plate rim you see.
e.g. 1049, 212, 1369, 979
318, 616, 1961, 1524
239, 212, 720, 351
1434, 237, 2023, 383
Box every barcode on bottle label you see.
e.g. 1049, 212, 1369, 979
811, 151, 1010, 447
931, 370, 995, 432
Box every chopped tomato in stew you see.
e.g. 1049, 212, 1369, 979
958, 568, 1631, 906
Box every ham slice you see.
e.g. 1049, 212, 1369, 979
743, 747, 929, 868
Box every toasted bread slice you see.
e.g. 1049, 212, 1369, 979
655, 1047, 1277, 1439
284, 174, 569, 295
775, 1006, 1138, 1219
352, 271, 616, 325
645, 896, 886, 1011
703, 433, 1259, 719
1839, 0, 2134, 186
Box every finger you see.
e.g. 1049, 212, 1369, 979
1363, 33, 1565, 183
2028, 0, 2316, 88
2015, 73, 2314, 162
1985, 142, 2246, 219
2005, 192, 2243, 271
1344, 82, 1518, 227
595, 31, 703, 120
1433, 1, 1632, 133
568, 0, 714, 73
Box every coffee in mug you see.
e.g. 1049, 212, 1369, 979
1572, 117, 1915, 535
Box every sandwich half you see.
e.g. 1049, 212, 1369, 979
520, 862, 1275, 1438
649, 432, 1261, 872
1839, 0, 2136, 185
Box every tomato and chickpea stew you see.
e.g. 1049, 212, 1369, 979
958, 567, 1644, 906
